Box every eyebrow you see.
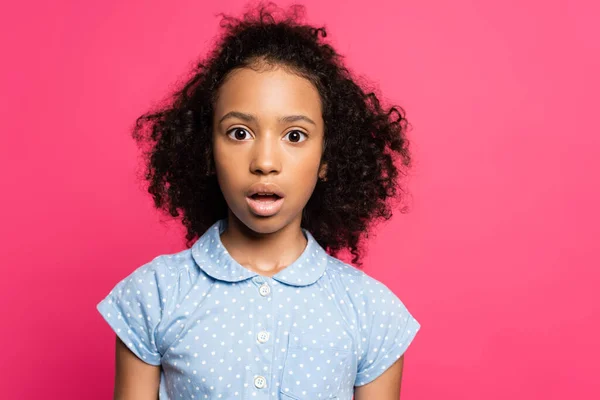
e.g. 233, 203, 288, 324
218, 111, 316, 127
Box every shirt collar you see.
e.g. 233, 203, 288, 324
190, 218, 329, 286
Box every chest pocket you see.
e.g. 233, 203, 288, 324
280, 329, 353, 399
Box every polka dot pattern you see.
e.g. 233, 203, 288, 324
97, 218, 420, 399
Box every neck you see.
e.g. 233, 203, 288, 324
219, 211, 308, 277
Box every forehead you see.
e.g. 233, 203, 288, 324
214, 66, 322, 121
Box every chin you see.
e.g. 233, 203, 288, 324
232, 208, 299, 235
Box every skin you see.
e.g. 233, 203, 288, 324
354, 355, 405, 399
113, 337, 160, 400
212, 63, 327, 276
112, 63, 405, 399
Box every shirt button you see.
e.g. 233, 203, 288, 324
257, 331, 270, 343
258, 283, 271, 296
254, 375, 267, 389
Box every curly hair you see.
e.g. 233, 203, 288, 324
132, 1, 412, 267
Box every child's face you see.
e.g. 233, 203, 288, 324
212, 65, 327, 233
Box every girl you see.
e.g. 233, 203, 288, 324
97, 2, 421, 399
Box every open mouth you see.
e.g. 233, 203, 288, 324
249, 193, 282, 202
246, 193, 285, 216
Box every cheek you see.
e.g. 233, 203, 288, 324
213, 140, 235, 173
292, 153, 322, 191
295, 145, 323, 173
212, 142, 242, 195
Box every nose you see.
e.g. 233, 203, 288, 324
249, 133, 281, 175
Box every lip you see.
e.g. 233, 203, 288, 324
246, 195, 285, 217
246, 182, 286, 198
246, 182, 285, 217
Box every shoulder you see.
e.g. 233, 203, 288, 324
109, 249, 192, 289
323, 254, 421, 344
96, 247, 204, 363
323, 254, 365, 283
98, 246, 202, 317
322, 257, 422, 387
323, 254, 400, 304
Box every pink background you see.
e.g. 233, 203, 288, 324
1, 0, 598, 398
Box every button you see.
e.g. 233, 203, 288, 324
257, 331, 270, 343
258, 283, 271, 296
254, 375, 267, 389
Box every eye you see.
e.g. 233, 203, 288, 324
226, 127, 254, 141
283, 130, 308, 143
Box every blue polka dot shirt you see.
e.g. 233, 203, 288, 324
97, 218, 420, 399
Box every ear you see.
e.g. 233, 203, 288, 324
318, 162, 328, 181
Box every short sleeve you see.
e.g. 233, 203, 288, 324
354, 276, 421, 386
96, 257, 170, 366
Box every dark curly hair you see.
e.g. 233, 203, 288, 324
132, 1, 412, 267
